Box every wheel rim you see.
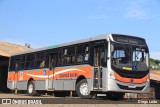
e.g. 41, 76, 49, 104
28, 84, 33, 94
80, 83, 90, 96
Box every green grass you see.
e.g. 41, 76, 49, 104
150, 58, 160, 70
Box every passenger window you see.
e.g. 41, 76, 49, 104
19, 55, 26, 70
61, 46, 75, 65
26, 54, 35, 69
10, 57, 18, 71
100, 47, 107, 67
35, 52, 46, 69
75, 45, 89, 64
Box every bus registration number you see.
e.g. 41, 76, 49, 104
128, 84, 136, 88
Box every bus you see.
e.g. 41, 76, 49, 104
7, 34, 150, 99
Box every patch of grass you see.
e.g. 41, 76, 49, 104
150, 58, 160, 70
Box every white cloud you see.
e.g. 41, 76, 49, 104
124, 0, 150, 20
150, 52, 160, 60
125, 8, 149, 20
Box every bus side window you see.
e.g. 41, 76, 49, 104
35, 52, 46, 69
40, 60, 45, 68
94, 48, 99, 67
49, 54, 57, 69
75, 45, 89, 64
9, 57, 15, 71
19, 55, 26, 70
76, 55, 83, 63
84, 46, 89, 62
15, 60, 20, 71
61, 46, 74, 65
26, 54, 35, 69
100, 47, 107, 67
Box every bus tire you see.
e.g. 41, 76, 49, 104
76, 79, 94, 99
27, 80, 37, 96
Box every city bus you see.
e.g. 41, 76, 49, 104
7, 34, 150, 99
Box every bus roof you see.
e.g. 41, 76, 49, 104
11, 33, 145, 56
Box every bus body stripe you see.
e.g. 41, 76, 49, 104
114, 72, 148, 84
25, 68, 85, 79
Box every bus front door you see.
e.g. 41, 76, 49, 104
48, 53, 57, 90
14, 59, 20, 90
93, 46, 106, 89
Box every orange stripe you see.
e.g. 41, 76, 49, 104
114, 72, 148, 84
8, 66, 92, 81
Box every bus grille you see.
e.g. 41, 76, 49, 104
117, 84, 145, 91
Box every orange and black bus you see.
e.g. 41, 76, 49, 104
7, 34, 150, 99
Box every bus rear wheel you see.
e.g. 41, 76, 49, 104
76, 79, 94, 99
27, 80, 37, 96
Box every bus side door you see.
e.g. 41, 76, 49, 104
14, 59, 20, 90
48, 53, 57, 90
93, 45, 107, 89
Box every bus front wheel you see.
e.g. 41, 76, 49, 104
27, 80, 37, 96
76, 79, 94, 99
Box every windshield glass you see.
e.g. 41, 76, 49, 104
111, 43, 149, 71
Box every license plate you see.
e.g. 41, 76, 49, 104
128, 84, 136, 88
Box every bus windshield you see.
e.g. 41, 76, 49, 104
111, 43, 149, 71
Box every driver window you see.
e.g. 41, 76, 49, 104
113, 48, 128, 64
132, 48, 146, 62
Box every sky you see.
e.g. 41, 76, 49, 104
0, 0, 160, 60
